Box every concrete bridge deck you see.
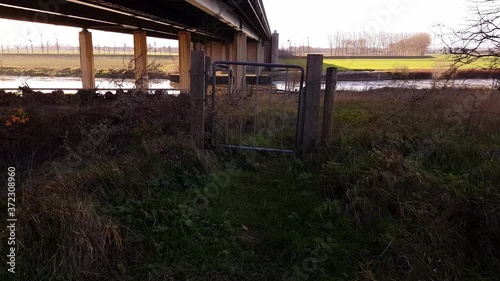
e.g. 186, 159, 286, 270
0, 0, 280, 90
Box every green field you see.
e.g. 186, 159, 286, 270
0, 53, 493, 76
282, 55, 492, 71
0, 53, 179, 72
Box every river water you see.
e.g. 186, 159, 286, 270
0, 76, 176, 91
0, 75, 498, 93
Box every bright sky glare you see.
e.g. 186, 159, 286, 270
0, 0, 473, 48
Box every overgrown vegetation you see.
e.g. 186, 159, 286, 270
0, 86, 499, 280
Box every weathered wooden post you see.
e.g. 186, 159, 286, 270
190, 50, 206, 149
301, 54, 324, 153
322, 67, 338, 143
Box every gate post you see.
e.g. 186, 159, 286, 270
301, 54, 323, 153
322, 67, 338, 143
190, 50, 206, 149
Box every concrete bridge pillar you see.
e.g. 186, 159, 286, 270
257, 42, 264, 63
271, 30, 279, 64
133, 30, 148, 89
226, 41, 234, 61
234, 32, 247, 90
209, 41, 224, 62
204, 42, 212, 58
221, 43, 227, 60
178, 31, 192, 91
263, 40, 272, 63
247, 41, 264, 75
247, 41, 258, 63
78, 29, 95, 89
194, 42, 203, 51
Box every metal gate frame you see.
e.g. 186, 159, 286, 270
209, 61, 305, 154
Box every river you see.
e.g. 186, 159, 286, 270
0, 75, 498, 93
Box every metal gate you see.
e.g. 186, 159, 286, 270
208, 61, 305, 153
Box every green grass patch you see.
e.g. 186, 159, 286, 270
282, 55, 494, 71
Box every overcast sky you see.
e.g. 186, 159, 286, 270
265, 0, 471, 47
0, 0, 473, 48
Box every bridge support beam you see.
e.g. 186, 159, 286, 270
247, 41, 264, 75
221, 43, 227, 60
247, 41, 258, 63
226, 42, 234, 61
257, 42, 264, 63
178, 31, 192, 91
271, 31, 279, 64
78, 29, 95, 89
263, 40, 272, 63
208, 41, 224, 62
133, 30, 148, 89
234, 33, 247, 90
194, 42, 203, 51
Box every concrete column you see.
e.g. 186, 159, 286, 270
204, 42, 212, 58
221, 43, 227, 60
133, 30, 148, 89
78, 29, 95, 89
256, 42, 264, 75
263, 40, 272, 63
226, 42, 234, 61
247, 41, 263, 75
210, 41, 224, 62
194, 42, 202, 51
247, 41, 258, 63
178, 31, 192, 91
271, 30, 279, 64
257, 42, 264, 63
234, 33, 247, 91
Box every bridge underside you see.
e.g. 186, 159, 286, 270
0, 0, 278, 90
0, 0, 270, 42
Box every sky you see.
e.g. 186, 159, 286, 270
264, 0, 471, 48
0, 0, 473, 49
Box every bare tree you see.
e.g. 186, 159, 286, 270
327, 33, 334, 56
55, 35, 61, 54
439, 0, 500, 68
40, 34, 45, 54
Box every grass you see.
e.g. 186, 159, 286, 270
0, 53, 179, 73
1, 86, 500, 280
0, 53, 494, 79
282, 54, 494, 71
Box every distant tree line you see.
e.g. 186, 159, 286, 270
0, 42, 177, 55
327, 32, 432, 56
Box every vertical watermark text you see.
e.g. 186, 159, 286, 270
6, 167, 17, 274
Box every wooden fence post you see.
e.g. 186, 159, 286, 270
322, 67, 338, 143
190, 50, 205, 149
301, 54, 323, 153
